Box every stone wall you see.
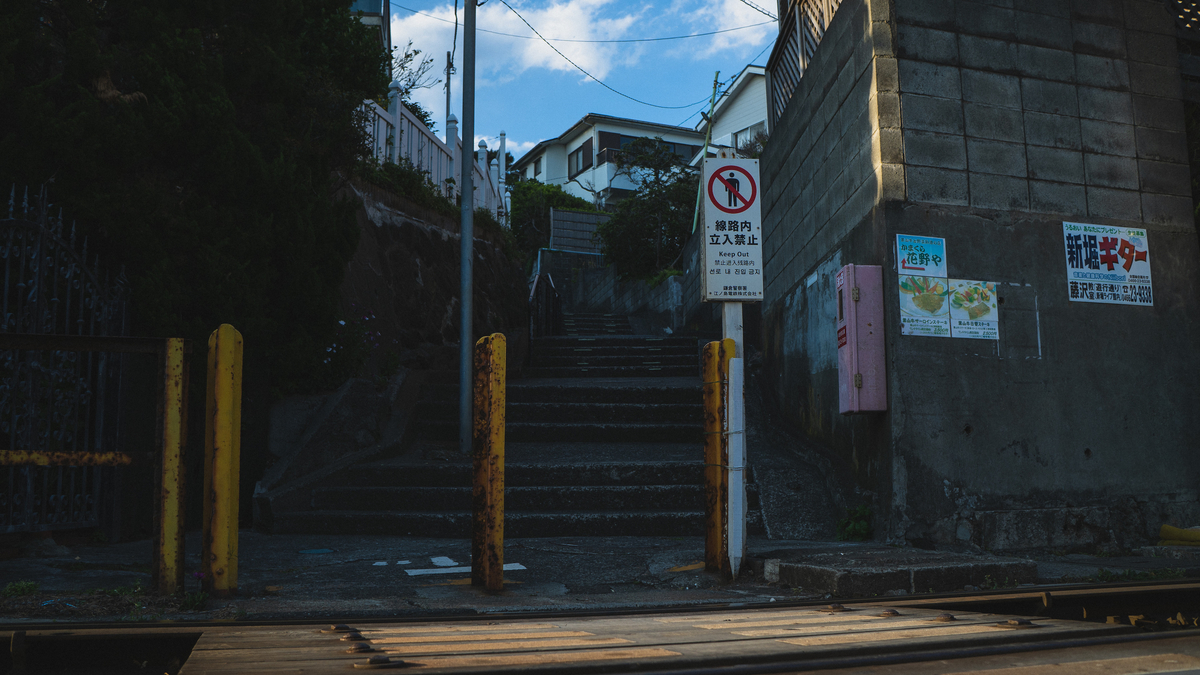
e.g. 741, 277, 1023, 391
760, 0, 1200, 550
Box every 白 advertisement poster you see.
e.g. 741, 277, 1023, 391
1062, 222, 1153, 306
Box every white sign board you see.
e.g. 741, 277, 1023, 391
702, 158, 763, 302
1062, 222, 1153, 306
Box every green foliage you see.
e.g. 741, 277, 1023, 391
2, 581, 38, 598
596, 137, 699, 280
647, 268, 683, 288
737, 130, 770, 159
362, 158, 457, 217
179, 591, 209, 611
0, 0, 390, 396
508, 178, 597, 265
403, 100, 438, 132
836, 505, 874, 541
980, 574, 1017, 590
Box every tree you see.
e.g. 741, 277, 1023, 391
508, 179, 597, 267
596, 137, 699, 279
391, 39, 440, 132
737, 130, 770, 159
0, 0, 389, 395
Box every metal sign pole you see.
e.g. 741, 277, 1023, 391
701, 155, 761, 579
458, 0, 476, 456
723, 302, 745, 577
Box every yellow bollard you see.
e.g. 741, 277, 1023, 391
203, 324, 243, 597
155, 338, 188, 595
472, 333, 505, 591
703, 339, 734, 575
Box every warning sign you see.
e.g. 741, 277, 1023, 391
703, 158, 762, 302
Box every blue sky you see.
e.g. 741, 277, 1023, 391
390, 0, 777, 162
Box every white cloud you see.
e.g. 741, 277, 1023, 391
674, 0, 775, 59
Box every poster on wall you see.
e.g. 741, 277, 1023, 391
1062, 222, 1153, 306
896, 235, 999, 340
947, 279, 999, 340
896, 235, 950, 337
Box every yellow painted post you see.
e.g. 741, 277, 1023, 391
471, 333, 505, 591
203, 324, 243, 597
703, 338, 734, 574
156, 338, 188, 595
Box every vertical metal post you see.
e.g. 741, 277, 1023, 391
445, 50, 453, 139
459, 0, 476, 456
727, 357, 746, 578
203, 324, 243, 597
703, 338, 734, 574
472, 333, 505, 591
155, 338, 187, 595
722, 302, 745, 579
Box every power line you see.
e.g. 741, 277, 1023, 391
394, 3, 772, 43
493, 0, 724, 110
736, 0, 778, 20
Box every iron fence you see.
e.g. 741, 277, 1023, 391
1, 187, 128, 533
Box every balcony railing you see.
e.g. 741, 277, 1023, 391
766, 0, 843, 126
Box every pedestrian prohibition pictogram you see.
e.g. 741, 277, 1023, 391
708, 165, 757, 214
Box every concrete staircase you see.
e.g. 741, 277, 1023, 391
561, 311, 634, 336
268, 319, 764, 538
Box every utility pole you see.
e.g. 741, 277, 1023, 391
459, 0, 476, 456
445, 50, 453, 138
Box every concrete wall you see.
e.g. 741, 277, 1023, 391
564, 229, 715, 334
761, 0, 1200, 550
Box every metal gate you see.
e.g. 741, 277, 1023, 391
0, 187, 128, 533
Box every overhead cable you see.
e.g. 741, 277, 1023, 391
493, 0, 725, 109
736, 0, 778, 20
394, 4, 772, 43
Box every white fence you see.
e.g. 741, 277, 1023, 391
362, 98, 503, 218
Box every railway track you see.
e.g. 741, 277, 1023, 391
5, 581, 1200, 674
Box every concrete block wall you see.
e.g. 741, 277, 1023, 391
761, 0, 901, 308
894, 0, 1191, 225
759, 0, 1200, 550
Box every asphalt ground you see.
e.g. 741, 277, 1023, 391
3, 531, 1198, 624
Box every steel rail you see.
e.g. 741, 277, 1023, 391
2, 578, 1199, 633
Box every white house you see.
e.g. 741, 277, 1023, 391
511, 114, 705, 207
693, 64, 767, 162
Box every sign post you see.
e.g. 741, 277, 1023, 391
701, 158, 762, 578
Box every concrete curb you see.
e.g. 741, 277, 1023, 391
761, 557, 1037, 597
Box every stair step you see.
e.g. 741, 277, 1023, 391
312, 485, 706, 512
531, 354, 697, 368
271, 510, 708, 537
353, 461, 707, 487
533, 336, 697, 349
416, 421, 703, 443
421, 383, 701, 405
272, 509, 765, 537
524, 366, 697, 378
414, 402, 701, 424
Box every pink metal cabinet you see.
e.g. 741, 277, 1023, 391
837, 264, 887, 413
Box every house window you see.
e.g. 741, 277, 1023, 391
534, 158, 541, 177
733, 122, 767, 151
567, 138, 594, 179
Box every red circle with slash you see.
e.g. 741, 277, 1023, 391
707, 165, 757, 214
